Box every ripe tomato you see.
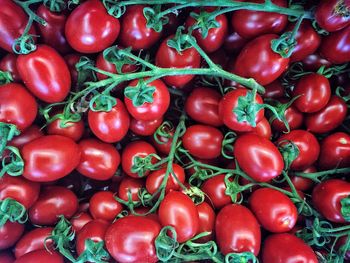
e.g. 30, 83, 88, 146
224, 30, 248, 54
290, 166, 315, 191
272, 103, 304, 133
65, 0, 120, 53
155, 35, 201, 88
9, 125, 43, 149
130, 117, 163, 136
263, 80, 285, 99
118, 176, 144, 202
0, 53, 21, 82
70, 212, 93, 233
234, 134, 284, 182
249, 188, 297, 233
77, 139, 120, 181
196, 202, 216, 242
21, 135, 81, 182
0, 83, 37, 131
17, 45, 71, 103
215, 204, 261, 255
185, 87, 223, 127
246, 117, 272, 139
315, 0, 350, 32
262, 233, 318, 263
29, 186, 78, 225
278, 130, 320, 171
182, 124, 223, 159
105, 215, 161, 263
0, 221, 24, 249
302, 53, 332, 71
64, 53, 81, 87
151, 127, 174, 155
89, 191, 122, 222
14, 249, 63, 263
201, 174, 233, 209
88, 98, 130, 143
233, 34, 290, 85
312, 179, 350, 223
159, 191, 199, 242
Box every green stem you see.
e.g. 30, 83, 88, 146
294, 167, 350, 182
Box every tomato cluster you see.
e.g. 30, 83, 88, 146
1, 0, 350, 262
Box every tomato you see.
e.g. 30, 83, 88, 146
130, 117, 163, 136
124, 79, 170, 121
118, 176, 144, 202
0, 251, 14, 263
263, 80, 285, 99
246, 117, 272, 139
196, 202, 216, 242
17, 45, 71, 103
271, 102, 304, 133
121, 140, 157, 178
249, 188, 297, 233
29, 186, 78, 225
89, 191, 122, 222
64, 53, 81, 88
37, 5, 71, 54
302, 53, 332, 71
262, 233, 318, 263
22, 135, 81, 182
318, 132, 350, 170
315, 0, 350, 32
0, 53, 20, 82
293, 73, 331, 113
14, 227, 53, 259
233, 34, 289, 85
151, 128, 174, 155
201, 174, 233, 209
234, 134, 284, 182
119, 5, 161, 50
70, 212, 93, 233
146, 163, 185, 194
215, 204, 261, 255
0, 174, 40, 209
77, 139, 120, 181
182, 125, 223, 159
320, 25, 350, 64
312, 179, 350, 223
278, 130, 320, 171
88, 98, 130, 143
185, 87, 223, 127
0, 83, 37, 131
65, 0, 120, 53
105, 215, 161, 263
290, 166, 315, 191
305, 95, 347, 134
159, 191, 199, 242
0, 221, 24, 249
76, 219, 109, 255
14, 249, 63, 263
9, 125, 43, 149
155, 35, 201, 88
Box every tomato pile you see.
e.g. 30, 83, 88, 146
1, 0, 350, 262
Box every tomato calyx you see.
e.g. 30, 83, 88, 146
75, 239, 110, 263
103, 46, 138, 74
0, 123, 20, 156
102, 0, 126, 19
0, 146, 24, 178
224, 174, 246, 203
41, 106, 82, 129
189, 9, 220, 38
153, 121, 174, 145
0, 70, 13, 85
167, 27, 194, 53
43, 0, 67, 12
225, 252, 258, 263
334, 0, 350, 17
341, 196, 350, 221
221, 131, 236, 159
89, 93, 117, 112
131, 153, 161, 177
124, 79, 157, 107
278, 140, 300, 170
0, 198, 27, 227
75, 56, 97, 87
183, 186, 205, 205
143, 5, 170, 33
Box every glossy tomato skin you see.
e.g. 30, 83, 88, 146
315, 0, 350, 32
262, 233, 318, 263
118, 176, 144, 202
88, 98, 130, 143
130, 117, 163, 136
159, 191, 199, 243
196, 202, 216, 242
246, 117, 272, 139
278, 130, 320, 171
249, 188, 297, 233
64, 53, 81, 88
14, 249, 63, 263
70, 212, 93, 233
105, 215, 161, 263
185, 87, 223, 127
182, 125, 223, 159
271, 103, 304, 133
233, 34, 290, 85
29, 186, 78, 225
312, 179, 350, 223
201, 174, 232, 209
17, 45, 71, 103
77, 139, 120, 181
263, 80, 285, 99
305, 95, 347, 134
0, 83, 37, 131
65, 0, 120, 53
21, 135, 81, 182
89, 191, 122, 222
290, 166, 315, 191
234, 134, 284, 182
0, 53, 21, 82
215, 204, 261, 255
9, 125, 43, 149
0, 221, 24, 250
302, 53, 332, 71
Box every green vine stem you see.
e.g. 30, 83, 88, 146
294, 167, 350, 183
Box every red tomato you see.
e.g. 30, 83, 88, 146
0, 53, 21, 82
9, 125, 43, 149
77, 139, 120, 181
17, 45, 71, 103
196, 202, 216, 242
302, 53, 332, 71
65, 0, 120, 53
21, 135, 81, 182
246, 117, 272, 139
215, 204, 261, 255
105, 216, 161, 263
0, 251, 14, 263
70, 212, 93, 233
263, 80, 285, 99
262, 233, 318, 263
14, 249, 63, 263
182, 124, 223, 159
64, 53, 81, 87
224, 30, 248, 55
159, 191, 199, 242
29, 186, 78, 225
151, 128, 174, 155
89, 191, 122, 222
185, 87, 223, 127
119, 5, 161, 50
233, 34, 290, 85
201, 174, 233, 209
130, 117, 163, 136
290, 166, 315, 191
88, 98, 130, 143
278, 130, 320, 171
315, 0, 350, 32
0, 221, 24, 250
271, 103, 304, 133
234, 134, 284, 182
118, 176, 144, 202
0, 83, 37, 131
312, 179, 350, 223
249, 188, 297, 233
155, 35, 201, 88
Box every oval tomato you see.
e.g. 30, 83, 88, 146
290, 166, 315, 192
246, 117, 272, 139
272, 102, 304, 133
196, 202, 216, 242
302, 53, 332, 71
315, 0, 350, 32
70, 212, 93, 233
14, 249, 63, 263
118, 176, 144, 202
263, 80, 285, 99
201, 174, 233, 209
130, 117, 163, 136
0, 53, 21, 82
0, 221, 24, 250
89, 191, 122, 222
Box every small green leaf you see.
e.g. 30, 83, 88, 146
341, 196, 350, 221
124, 80, 156, 107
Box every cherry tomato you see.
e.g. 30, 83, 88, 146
70, 212, 93, 233
14, 249, 63, 263
159, 191, 199, 242
151, 128, 174, 155
130, 117, 163, 136
290, 166, 315, 191
234, 134, 284, 182
271, 102, 304, 133
9, 125, 43, 149
0, 53, 21, 82
196, 202, 216, 242
201, 174, 233, 209
65, 0, 120, 53
315, 0, 350, 32
215, 204, 261, 255
224, 30, 248, 55
89, 191, 122, 222
105, 215, 161, 263
246, 117, 272, 139
263, 80, 285, 99
118, 176, 144, 202
0, 221, 24, 250
17, 45, 71, 103
64, 53, 81, 88
77, 139, 120, 181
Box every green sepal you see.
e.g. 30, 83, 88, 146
341, 195, 350, 221
0, 70, 13, 85
130, 153, 161, 177
12, 34, 37, 55
89, 93, 117, 112
0, 123, 20, 156
155, 226, 179, 262
75, 239, 110, 263
124, 79, 156, 107
103, 46, 137, 74
0, 146, 24, 178
224, 175, 244, 204
76, 56, 97, 87
143, 5, 169, 33
221, 131, 236, 159
225, 252, 258, 263
102, 0, 126, 18
167, 26, 194, 53
189, 9, 220, 39
278, 140, 300, 170
0, 198, 27, 227
43, 0, 67, 12
271, 31, 297, 58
